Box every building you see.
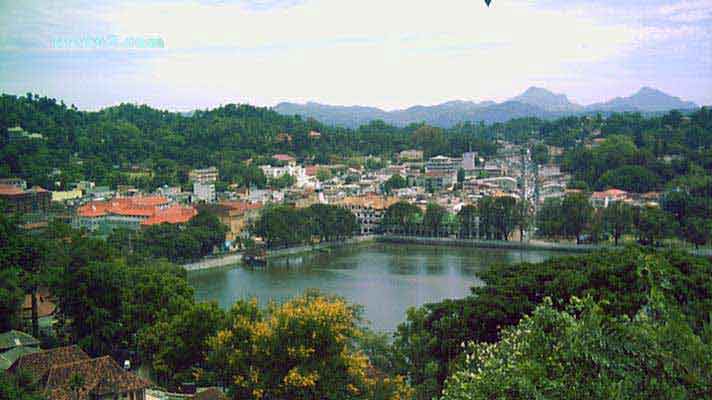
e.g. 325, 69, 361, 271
200, 201, 262, 242
10, 346, 151, 400
0, 330, 41, 371
51, 189, 83, 202
308, 130, 321, 139
74, 196, 197, 233
425, 156, 462, 175
420, 171, 456, 192
273, 154, 297, 166
0, 182, 51, 214
0, 178, 27, 189
7, 126, 44, 142
193, 181, 216, 203
398, 149, 424, 162
189, 167, 218, 183
590, 189, 629, 208
337, 195, 398, 235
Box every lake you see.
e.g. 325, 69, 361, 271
188, 243, 570, 332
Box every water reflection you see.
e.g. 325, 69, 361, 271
188, 243, 567, 332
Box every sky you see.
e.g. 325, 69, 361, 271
0, 0, 710, 111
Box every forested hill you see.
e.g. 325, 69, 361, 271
0, 93, 496, 189
1, 93, 711, 195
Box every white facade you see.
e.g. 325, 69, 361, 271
193, 181, 216, 203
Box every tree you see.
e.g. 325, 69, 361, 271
456, 168, 465, 186
423, 203, 447, 237
596, 165, 660, 193
536, 197, 564, 239
457, 205, 478, 239
602, 202, 634, 245
381, 202, 423, 235
411, 125, 448, 158
441, 297, 712, 400
392, 248, 712, 400
680, 217, 712, 249
315, 167, 332, 182
207, 292, 412, 399
383, 174, 407, 194
561, 192, 593, 244
636, 207, 677, 246
138, 302, 226, 387
531, 143, 549, 165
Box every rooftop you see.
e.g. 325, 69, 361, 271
45, 356, 152, 400
0, 330, 40, 352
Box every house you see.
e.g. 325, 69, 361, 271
590, 189, 628, 208
0, 330, 40, 353
308, 130, 321, 139
22, 288, 57, 332
398, 150, 424, 162
10, 346, 151, 400
0, 182, 51, 214
44, 356, 151, 400
272, 154, 297, 166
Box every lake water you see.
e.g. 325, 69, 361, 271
188, 243, 569, 332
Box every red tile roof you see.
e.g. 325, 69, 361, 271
0, 184, 27, 195
10, 345, 90, 379
273, 154, 296, 162
77, 196, 193, 224
591, 189, 628, 199
140, 204, 198, 226
44, 356, 151, 400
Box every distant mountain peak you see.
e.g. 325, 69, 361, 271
588, 87, 697, 112
511, 87, 581, 112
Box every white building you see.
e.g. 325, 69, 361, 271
425, 156, 462, 175
193, 181, 216, 203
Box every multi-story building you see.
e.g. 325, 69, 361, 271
189, 166, 218, 183
425, 155, 462, 175
337, 195, 399, 235
193, 181, 216, 203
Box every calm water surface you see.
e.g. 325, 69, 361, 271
188, 243, 568, 332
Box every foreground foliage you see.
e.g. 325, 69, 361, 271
391, 247, 712, 399
207, 292, 412, 400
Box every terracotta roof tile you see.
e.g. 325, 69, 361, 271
10, 345, 90, 379
44, 356, 151, 400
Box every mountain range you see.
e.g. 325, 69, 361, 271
273, 87, 698, 128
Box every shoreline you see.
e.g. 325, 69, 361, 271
182, 235, 608, 271
183, 235, 712, 271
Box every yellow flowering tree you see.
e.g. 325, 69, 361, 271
207, 291, 412, 399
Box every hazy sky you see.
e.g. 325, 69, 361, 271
1, 0, 710, 110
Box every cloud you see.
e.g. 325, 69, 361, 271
1, 0, 710, 109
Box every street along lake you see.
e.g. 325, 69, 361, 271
188, 243, 571, 332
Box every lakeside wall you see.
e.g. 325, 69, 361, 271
182, 235, 377, 271
376, 235, 606, 253
183, 235, 711, 271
